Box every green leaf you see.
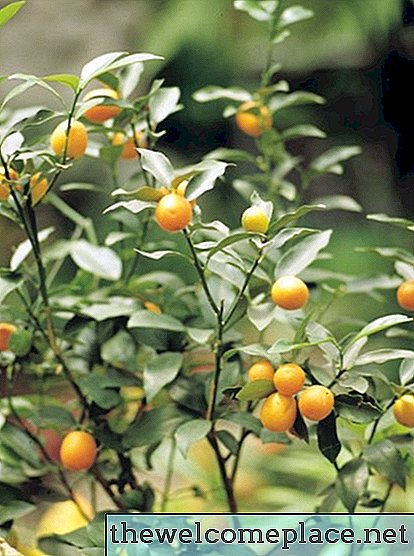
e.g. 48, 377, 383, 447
60, 182, 100, 193
350, 314, 413, 345
236, 379, 274, 401
80, 297, 136, 321
138, 148, 174, 187
336, 459, 369, 512
79, 376, 119, 409
364, 440, 408, 488
313, 195, 362, 212
149, 86, 182, 126
43, 73, 80, 91
206, 232, 254, 263
128, 310, 184, 332
8, 328, 31, 357
223, 412, 262, 436
10, 227, 55, 272
310, 146, 362, 173
278, 5, 313, 28
335, 393, 382, 423
317, 413, 341, 463
134, 249, 190, 263
247, 302, 276, 332
0, 499, 35, 526
123, 405, 190, 448
69, 240, 122, 281
270, 204, 326, 232
281, 124, 326, 141
292, 410, 308, 443
400, 359, 414, 386
204, 148, 256, 163
357, 246, 414, 266
144, 352, 183, 402
0, 423, 42, 468
133, 186, 166, 202
174, 420, 212, 458
193, 86, 251, 103
79, 52, 125, 86
216, 430, 239, 455
104, 200, 154, 215
269, 91, 325, 113
101, 330, 136, 371
105, 231, 133, 247
186, 328, 214, 344
31, 406, 76, 430
185, 160, 228, 201
0, 1, 25, 31
275, 229, 332, 278
234, 0, 278, 22
355, 349, 414, 366
0, 277, 22, 304
367, 213, 414, 232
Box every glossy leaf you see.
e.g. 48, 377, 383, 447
317, 413, 341, 463
234, 0, 278, 21
364, 440, 408, 489
336, 459, 369, 512
138, 149, 174, 187
236, 379, 274, 401
144, 352, 183, 401
275, 229, 332, 278
279, 5, 313, 28
193, 86, 251, 103
10, 227, 55, 272
174, 420, 212, 458
0, 1, 25, 31
310, 146, 361, 173
69, 240, 122, 281
128, 310, 184, 332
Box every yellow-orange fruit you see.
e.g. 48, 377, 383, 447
144, 301, 162, 314
242, 206, 269, 233
271, 276, 309, 310
248, 360, 274, 382
83, 88, 120, 123
0, 169, 18, 201
397, 280, 414, 311
235, 101, 272, 137
155, 193, 193, 232
30, 172, 48, 205
112, 131, 148, 159
51, 120, 88, 159
60, 430, 97, 471
0, 323, 17, 351
260, 392, 297, 432
298, 385, 334, 421
273, 363, 306, 396
393, 395, 414, 427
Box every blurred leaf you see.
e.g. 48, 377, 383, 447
0, 499, 35, 526
105, 231, 133, 247
128, 310, 184, 332
275, 229, 332, 278
138, 149, 174, 187
317, 413, 341, 463
350, 314, 412, 345
80, 52, 125, 84
59, 182, 100, 193
216, 430, 239, 455
8, 328, 31, 357
355, 349, 414, 366
236, 379, 274, 401
205, 148, 256, 163
247, 302, 276, 332
101, 330, 136, 371
104, 200, 154, 215
144, 352, 183, 401
335, 393, 382, 423
292, 410, 308, 443
269, 91, 325, 113
364, 440, 408, 488
310, 146, 361, 173
313, 195, 362, 212
367, 213, 414, 232
70, 240, 122, 281
174, 420, 212, 458
193, 86, 251, 103
187, 327, 214, 344
278, 5, 313, 28
149, 86, 182, 127
270, 204, 326, 232
134, 186, 165, 202
43, 73, 80, 91
0, 423, 42, 467
357, 247, 414, 267
0, 1, 25, 31
234, 0, 278, 21
224, 412, 262, 436
135, 248, 191, 263
281, 124, 326, 140
206, 232, 253, 263
0, 277, 22, 304
10, 227, 54, 272
31, 406, 76, 430
81, 297, 136, 321
336, 459, 368, 512
400, 359, 414, 386
186, 160, 228, 201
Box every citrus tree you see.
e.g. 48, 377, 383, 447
0, 1, 414, 554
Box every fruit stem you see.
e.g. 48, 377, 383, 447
206, 300, 224, 421
207, 432, 238, 513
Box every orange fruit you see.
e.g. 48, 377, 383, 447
0, 323, 17, 351
155, 193, 193, 232
29, 172, 48, 205
0, 169, 18, 202
60, 430, 97, 471
393, 395, 414, 427
271, 276, 309, 310
241, 206, 269, 233
298, 385, 334, 421
235, 101, 272, 137
112, 131, 148, 159
83, 88, 120, 123
397, 280, 414, 311
51, 120, 88, 159
260, 392, 297, 432
273, 363, 306, 396
248, 360, 274, 382
144, 301, 162, 314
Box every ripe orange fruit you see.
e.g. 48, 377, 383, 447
393, 395, 414, 427
273, 363, 306, 396
242, 206, 269, 233
0, 323, 17, 351
144, 301, 162, 314
248, 360, 274, 382
112, 131, 148, 159
298, 385, 334, 421
0, 169, 18, 201
155, 193, 193, 232
260, 392, 297, 432
51, 120, 88, 159
60, 430, 97, 471
235, 101, 272, 137
271, 276, 309, 310
29, 172, 48, 205
83, 88, 120, 123
397, 280, 414, 311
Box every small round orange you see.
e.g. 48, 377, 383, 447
29, 172, 48, 205
155, 193, 193, 232
0, 169, 18, 201
112, 131, 148, 160
273, 363, 306, 396
271, 276, 309, 310
260, 392, 297, 432
51, 120, 88, 160
60, 431, 97, 471
0, 323, 17, 351
242, 206, 269, 233
298, 385, 334, 421
235, 101, 272, 137
248, 360, 274, 382
83, 88, 120, 123
144, 301, 162, 314
393, 395, 414, 427
397, 281, 414, 311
